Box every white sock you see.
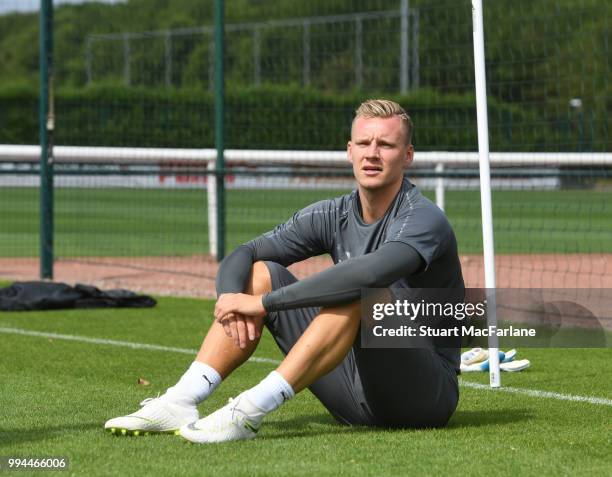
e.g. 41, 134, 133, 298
164, 361, 222, 407
243, 371, 295, 414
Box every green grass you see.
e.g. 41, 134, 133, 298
1, 297, 610, 476
0, 187, 610, 258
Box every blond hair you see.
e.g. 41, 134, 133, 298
353, 99, 413, 145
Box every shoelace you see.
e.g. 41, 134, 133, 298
191, 397, 236, 431
227, 397, 240, 421
222, 396, 249, 425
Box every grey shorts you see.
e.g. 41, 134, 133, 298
263, 261, 459, 428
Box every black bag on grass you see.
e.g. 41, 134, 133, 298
0, 281, 156, 311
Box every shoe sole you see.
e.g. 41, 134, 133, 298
106, 427, 180, 436
180, 433, 257, 444
500, 359, 530, 372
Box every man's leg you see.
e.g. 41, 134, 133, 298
179, 262, 376, 443
276, 300, 361, 393
261, 261, 374, 425
104, 261, 273, 435
230, 299, 368, 431
352, 346, 459, 428
272, 308, 459, 429
161, 260, 274, 405
180, 261, 459, 443
194, 261, 272, 378
266, 265, 459, 429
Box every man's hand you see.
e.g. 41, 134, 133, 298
215, 293, 266, 349
218, 312, 261, 349
215, 293, 266, 320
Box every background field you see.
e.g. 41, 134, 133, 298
1, 186, 610, 257
1, 294, 611, 476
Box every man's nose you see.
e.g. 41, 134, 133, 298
364, 142, 381, 157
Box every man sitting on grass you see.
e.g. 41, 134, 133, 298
105, 99, 464, 443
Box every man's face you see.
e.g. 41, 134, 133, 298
347, 116, 414, 192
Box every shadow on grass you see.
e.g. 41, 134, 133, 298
266, 412, 337, 428
262, 412, 374, 440
0, 423, 100, 447
447, 408, 534, 428
262, 407, 533, 440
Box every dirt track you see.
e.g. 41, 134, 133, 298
1, 254, 611, 297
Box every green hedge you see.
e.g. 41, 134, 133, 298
0, 84, 555, 151
0, 84, 39, 145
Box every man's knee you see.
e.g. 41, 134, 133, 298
245, 261, 273, 296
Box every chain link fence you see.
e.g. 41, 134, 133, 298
0, 0, 609, 294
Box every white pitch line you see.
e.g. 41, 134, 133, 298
0, 326, 280, 365
459, 380, 612, 406
2, 326, 611, 407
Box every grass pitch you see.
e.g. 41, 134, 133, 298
1, 296, 610, 476
1, 187, 610, 258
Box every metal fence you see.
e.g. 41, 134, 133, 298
0, 0, 609, 288
85, 5, 420, 92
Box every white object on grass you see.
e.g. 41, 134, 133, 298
460, 350, 506, 373
500, 359, 531, 372
104, 396, 198, 435
502, 349, 517, 363
461, 347, 488, 365
179, 393, 264, 444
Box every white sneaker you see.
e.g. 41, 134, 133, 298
179, 393, 265, 444
501, 358, 531, 372
104, 397, 199, 436
502, 349, 517, 363
461, 347, 488, 365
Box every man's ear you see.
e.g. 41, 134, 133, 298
404, 144, 414, 168
347, 141, 354, 164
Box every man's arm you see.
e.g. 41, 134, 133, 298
215, 241, 423, 321
215, 241, 270, 296
213, 241, 423, 347
261, 241, 423, 312
213, 223, 333, 347
216, 199, 337, 296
